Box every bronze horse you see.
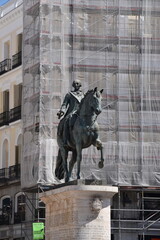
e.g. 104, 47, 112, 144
55, 87, 104, 182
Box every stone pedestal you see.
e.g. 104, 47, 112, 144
40, 183, 118, 240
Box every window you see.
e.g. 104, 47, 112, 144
14, 84, 22, 108
0, 42, 11, 74
38, 200, 45, 220
14, 193, 25, 223
0, 196, 11, 225
15, 134, 22, 165
12, 34, 22, 69
2, 139, 9, 169
3, 90, 9, 112
15, 193, 25, 212
4, 41, 10, 59
17, 33, 22, 53
0, 91, 9, 126
2, 197, 11, 213
9, 85, 22, 122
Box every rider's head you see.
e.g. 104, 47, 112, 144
72, 79, 82, 90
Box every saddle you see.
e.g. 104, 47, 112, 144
57, 112, 78, 138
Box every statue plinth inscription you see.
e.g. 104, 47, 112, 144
40, 184, 118, 240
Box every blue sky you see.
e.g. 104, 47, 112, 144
0, 0, 10, 6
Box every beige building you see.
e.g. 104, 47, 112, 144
0, 1, 44, 239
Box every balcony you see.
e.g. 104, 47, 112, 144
0, 164, 20, 184
0, 168, 9, 182
0, 52, 22, 76
0, 106, 21, 127
14, 212, 25, 224
0, 59, 11, 75
0, 214, 10, 225
12, 51, 22, 69
9, 105, 21, 123
9, 164, 20, 181
0, 111, 9, 127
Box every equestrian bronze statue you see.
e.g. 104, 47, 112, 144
56, 83, 104, 182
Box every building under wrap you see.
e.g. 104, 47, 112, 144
21, 0, 160, 239
22, 0, 160, 188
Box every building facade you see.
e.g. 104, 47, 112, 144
22, 0, 160, 239
0, 1, 45, 239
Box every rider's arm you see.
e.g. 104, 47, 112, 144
57, 93, 70, 118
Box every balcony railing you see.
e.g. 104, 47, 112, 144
9, 164, 20, 181
0, 111, 9, 127
14, 212, 25, 224
0, 164, 20, 184
9, 105, 21, 123
0, 214, 10, 225
0, 52, 22, 76
0, 59, 11, 75
0, 106, 21, 127
0, 168, 9, 182
12, 51, 22, 69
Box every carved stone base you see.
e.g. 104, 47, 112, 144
40, 184, 118, 240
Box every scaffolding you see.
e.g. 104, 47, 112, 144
22, 1, 160, 239
22, 0, 160, 187
19, 187, 45, 240
111, 187, 160, 240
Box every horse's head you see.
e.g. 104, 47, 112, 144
89, 87, 103, 115
78, 87, 103, 117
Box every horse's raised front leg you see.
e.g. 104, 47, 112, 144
98, 147, 104, 168
95, 138, 102, 150
69, 150, 77, 179
76, 145, 82, 180
94, 139, 104, 169
60, 147, 69, 182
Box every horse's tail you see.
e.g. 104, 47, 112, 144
55, 149, 64, 180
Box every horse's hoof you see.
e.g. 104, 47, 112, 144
98, 161, 104, 169
65, 177, 69, 182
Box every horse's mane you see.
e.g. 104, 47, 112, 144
78, 89, 94, 112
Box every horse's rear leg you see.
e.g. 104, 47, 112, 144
61, 148, 69, 182
69, 150, 77, 178
55, 149, 64, 179
76, 147, 82, 179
